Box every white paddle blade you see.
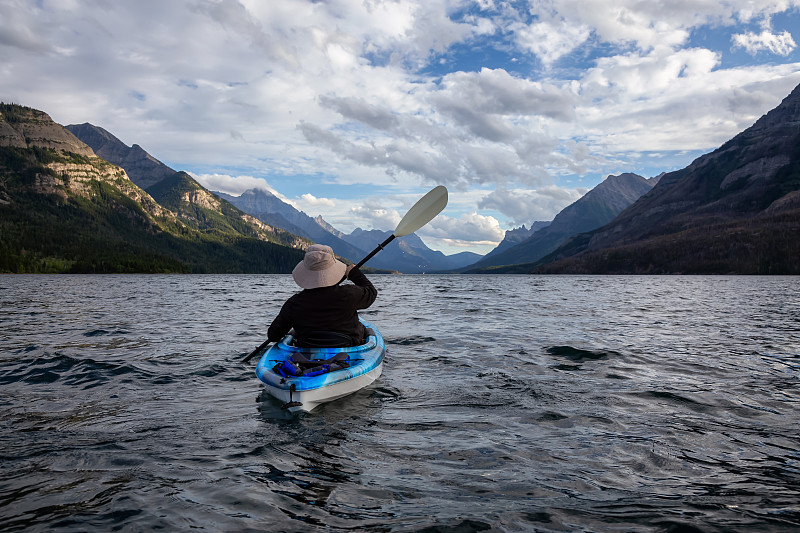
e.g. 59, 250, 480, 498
393, 185, 448, 237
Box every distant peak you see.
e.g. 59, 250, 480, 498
66, 122, 121, 144
604, 172, 645, 183
241, 187, 275, 198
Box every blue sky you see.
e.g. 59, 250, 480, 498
2, 0, 800, 254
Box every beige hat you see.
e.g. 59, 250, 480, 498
292, 244, 347, 289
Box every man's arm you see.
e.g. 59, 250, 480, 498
345, 266, 377, 309
267, 301, 293, 342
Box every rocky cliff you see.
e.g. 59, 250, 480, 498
1, 104, 168, 218
1, 104, 95, 156
66, 123, 176, 189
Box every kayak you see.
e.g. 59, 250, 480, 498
255, 319, 385, 412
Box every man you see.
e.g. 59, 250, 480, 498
267, 244, 377, 347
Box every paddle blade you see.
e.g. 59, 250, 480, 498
394, 185, 448, 237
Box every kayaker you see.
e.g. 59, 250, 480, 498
267, 244, 377, 347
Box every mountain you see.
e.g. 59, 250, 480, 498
0, 103, 305, 273
66, 123, 175, 189
67, 123, 306, 252
464, 173, 657, 271
522, 83, 800, 274
482, 221, 551, 260
341, 228, 482, 273
214, 187, 293, 218
1, 107, 94, 157
214, 188, 367, 263
145, 172, 305, 248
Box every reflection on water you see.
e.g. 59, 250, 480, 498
1, 274, 799, 531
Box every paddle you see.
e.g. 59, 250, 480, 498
242, 338, 271, 364
351, 185, 449, 271
242, 185, 448, 364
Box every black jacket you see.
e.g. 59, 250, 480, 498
267, 268, 377, 346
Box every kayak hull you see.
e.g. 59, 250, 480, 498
255, 319, 385, 413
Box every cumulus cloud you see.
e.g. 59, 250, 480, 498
435, 68, 578, 120
299, 121, 470, 186
304, 67, 584, 188
319, 95, 400, 132
512, 16, 591, 65
192, 173, 276, 196
300, 193, 335, 208
733, 30, 797, 56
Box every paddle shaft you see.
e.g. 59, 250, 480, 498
353, 234, 395, 271
242, 338, 270, 363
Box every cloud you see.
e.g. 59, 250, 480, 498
0, 1, 50, 53
192, 173, 276, 196
300, 193, 335, 208
423, 212, 505, 243
190, 0, 302, 68
520, 0, 793, 54
305, 67, 581, 187
319, 95, 400, 131
432, 67, 578, 125
733, 30, 797, 56
299, 121, 464, 186
349, 203, 402, 231
511, 16, 591, 65
478, 185, 588, 226
3, 0, 800, 255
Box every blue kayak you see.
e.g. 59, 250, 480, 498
255, 319, 385, 412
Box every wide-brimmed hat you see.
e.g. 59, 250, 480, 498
292, 244, 347, 289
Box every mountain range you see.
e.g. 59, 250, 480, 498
484, 83, 800, 274
461, 173, 658, 272
3, 79, 799, 274
64, 123, 309, 256
66, 121, 481, 273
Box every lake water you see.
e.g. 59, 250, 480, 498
1, 274, 799, 532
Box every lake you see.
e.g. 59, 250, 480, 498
1, 274, 799, 532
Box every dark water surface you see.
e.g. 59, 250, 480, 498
1, 274, 799, 532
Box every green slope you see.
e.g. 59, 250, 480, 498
145, 171, 303, 248
0, 146, 304, 273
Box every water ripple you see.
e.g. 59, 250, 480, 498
1, 274, 799, 532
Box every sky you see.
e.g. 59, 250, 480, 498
2, 0, 800, 255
